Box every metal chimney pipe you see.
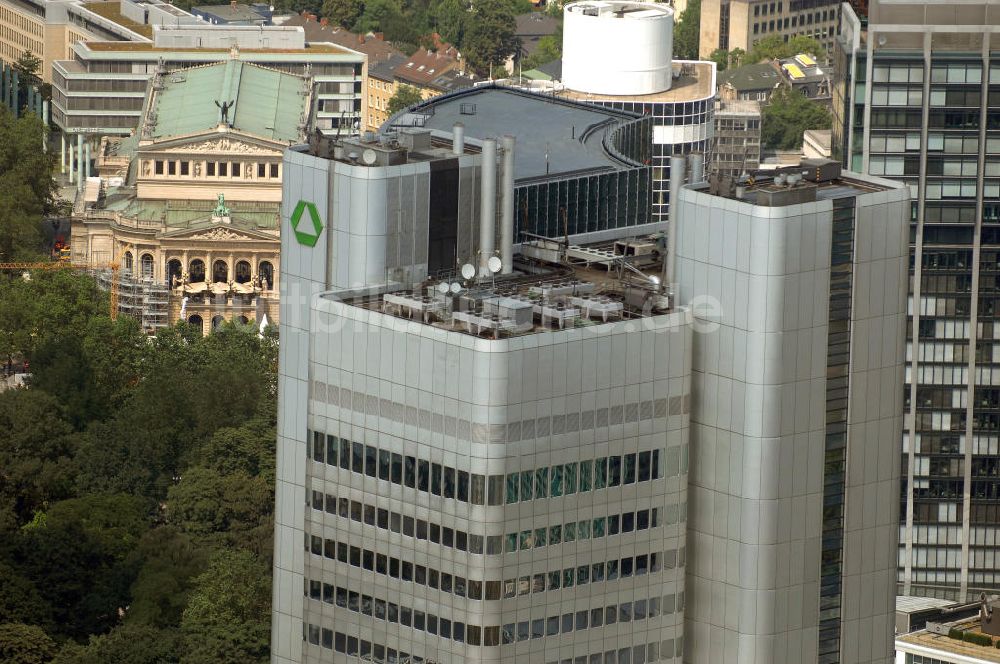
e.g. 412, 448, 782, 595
452, 122, 465, 155
479, 138, 497, 276
665, 155, 686, 292
687, 151, 705, 185
500, 135, 516, 274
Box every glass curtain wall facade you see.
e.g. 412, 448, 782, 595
834, 1, 1000, 600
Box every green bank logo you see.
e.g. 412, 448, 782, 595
290, 200, 323, 247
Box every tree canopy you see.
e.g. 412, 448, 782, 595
672, 0, 701, 60
747, 34, 824, 63
761, 86, 832, 150
0, 266, 278, 661
388, 84, 424, 115
0, 107, 55, 262
461, 0, 518, 75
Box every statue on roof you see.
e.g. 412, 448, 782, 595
213, 193, 230, 219
215, 99, 235, 126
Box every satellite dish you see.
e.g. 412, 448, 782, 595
436, 282, 450, 294
460, 263, 476, 280
361, 149, 378, 165
487, 256, 502, 274
648, 275, 661, 286
449, 282, 462, 294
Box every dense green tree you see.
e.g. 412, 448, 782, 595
166, 467, 272, 542
387, 84, 424, 114
522, 29, 561, 71
125, 528, 208, 628
709, 48, 729, 71
429, 0, 467, 46
0, 107, 56, 261
0, 623, 57, 664
12, 496, 148, 638
462, 0, 518, 75
747, 34, 823, 62
0, 563, 52, 627
180, 550, 271, 664
0, 270, 109, 364
197, 403, 276, 483
0, 390, 78, 523
320, 0, 364, 27
672, 0, 700, 59
50, 623, 182, 664
761, 86, 831, 149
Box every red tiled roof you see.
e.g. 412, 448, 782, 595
283, 13, 403, 65
393, 46, 462, 86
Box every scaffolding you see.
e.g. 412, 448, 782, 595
97, 270, 171, 332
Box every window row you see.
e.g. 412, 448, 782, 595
546, 638, 683, 664
310, 430, 670, 506
147, 159, 279, 179
311, 489, 670, 557
304, 584, 671, 648
304, 627, 430, 664
305, 626, 680, 664
307, 531, 675, 601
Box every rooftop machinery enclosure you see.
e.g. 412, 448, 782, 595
562, 0, 674, 96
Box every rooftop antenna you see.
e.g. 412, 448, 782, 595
487, 255, 502, 289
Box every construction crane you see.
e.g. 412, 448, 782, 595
0, 258, 122, 320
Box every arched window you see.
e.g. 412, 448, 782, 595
238, 315, 250, 325
188, 314, 204, 332
258, 261, 274, 290
189, 259, 205, 283
167, 259, 182, 286
211, 315, 226, 331
213, 260, 228, 283
123, 251, 133, 273
140, 253, 154, 279
235, 260, 252, 284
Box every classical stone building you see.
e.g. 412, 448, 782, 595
71, 56, 313, 334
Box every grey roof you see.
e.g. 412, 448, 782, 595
718, 62, 780, 92
386, 85, 641, 182
369, 53, 408, 82
515, 12, 561, 37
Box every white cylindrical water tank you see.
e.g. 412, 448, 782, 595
562, 1, 674, 96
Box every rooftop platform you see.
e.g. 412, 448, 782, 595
327, 241, 671, 340
557, 61, 715, 104
82, 40, 348, 54
898, 617, 1000, 663
385, 85, 646, 181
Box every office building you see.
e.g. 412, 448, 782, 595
698, 0, 841, 60
832, 0, 1000, 601
272, 125, 692, 664
385, 85, 654, 242
673, 162, 910, 663
51, 23, 364, 139
558, 1, 716, 226
711, 99, 761, 177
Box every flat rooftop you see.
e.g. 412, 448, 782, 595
82, 40, 348, 54
897, 618, 1000, 663
696, 160, 895, 207
897, 595, 959, 614
386, 85, 644, 182
558, 61, 715, 104
298, 130, 480, 165
82, 1, 153, 37
327, 240, 671, 339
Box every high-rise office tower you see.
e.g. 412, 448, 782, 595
674, 164, 910, 664
833, 0, 1000, 600
273, 128, 693, 664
